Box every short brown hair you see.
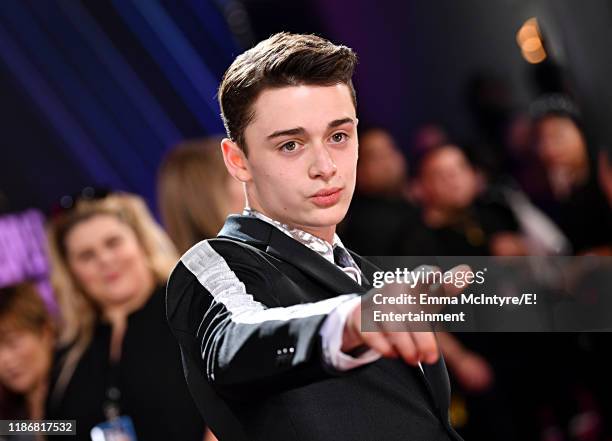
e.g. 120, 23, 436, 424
218, 32, 358, 153
0, 282, 53, 337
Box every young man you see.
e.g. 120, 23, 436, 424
166, 32, 463, 441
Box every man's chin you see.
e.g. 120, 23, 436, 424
303, 205, 348, 228
269, 203, 349, 232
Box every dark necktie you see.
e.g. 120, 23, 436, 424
333, 245, 352, 268
333, 246, 362, 286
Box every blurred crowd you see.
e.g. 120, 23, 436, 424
1, 90, 611, 441
339, 93, 612, 441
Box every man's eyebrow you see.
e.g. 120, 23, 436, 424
328, 117, 355, 128
267, 118, 355, 140
267, 127, 305, 140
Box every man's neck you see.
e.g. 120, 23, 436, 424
295, 224, 335, 245
245, 207, 336, 245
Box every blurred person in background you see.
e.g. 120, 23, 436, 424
355, 127, 409, 197
0, 282, 55, 424
529, 99, 612, 440
413, 144, 527, 256
411, 127, 607, 439
340, 126, 433, 255
412, 143, 542, 440
531, 94, 612, 254
412, 122, 450, 157
339, 127, 496, 437
157, 137, 245, 254
45, 190, 207, 441
410, 119, 568, 255
504, 112, 553, 207
498, 111, 575, 256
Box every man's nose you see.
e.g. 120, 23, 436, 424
308, 143, 337, 180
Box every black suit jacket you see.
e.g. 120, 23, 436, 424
166, 215, 463, 441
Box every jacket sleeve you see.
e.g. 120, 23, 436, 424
166, 239, 356, 401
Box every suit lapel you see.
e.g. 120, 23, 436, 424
421, 356, 452, 424
219, 215, 366, 296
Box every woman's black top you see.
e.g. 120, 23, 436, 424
45, 285, 205, 441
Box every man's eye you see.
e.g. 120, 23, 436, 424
331, 133, 347, 143
280, 141, 297, 152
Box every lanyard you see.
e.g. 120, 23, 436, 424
103, 361, 121, 421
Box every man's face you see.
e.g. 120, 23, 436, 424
239, 84, 358, 237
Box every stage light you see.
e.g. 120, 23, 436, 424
522, 46, 547, 64
516, 18, 538, 46
522, 37, 542, 53
517, 17, 547, 64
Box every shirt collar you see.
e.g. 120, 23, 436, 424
243, 208, 345, 265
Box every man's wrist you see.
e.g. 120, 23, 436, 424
320, 296, 380, 371
341, 305, 363, 353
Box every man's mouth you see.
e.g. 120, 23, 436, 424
310, 187, 343, 207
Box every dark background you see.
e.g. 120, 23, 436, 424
1, 0, 611, 214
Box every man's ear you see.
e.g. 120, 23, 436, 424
221, 138, 252, 182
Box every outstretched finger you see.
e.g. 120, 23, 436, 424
386, 331, 419, 365
409, 330, 440, 364
360, 331, 399, 359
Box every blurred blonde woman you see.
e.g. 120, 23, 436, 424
0, 282, 55, 424
158, 137, 244, 254
45, 189, 206, 441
